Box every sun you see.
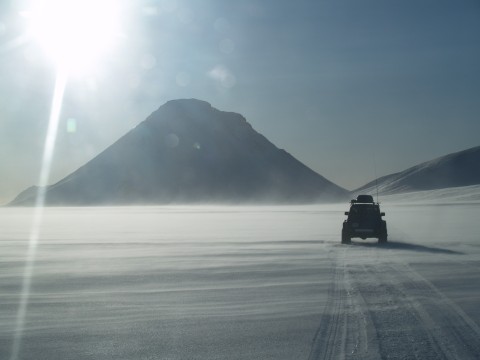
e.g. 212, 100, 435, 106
24, 0, 121, 74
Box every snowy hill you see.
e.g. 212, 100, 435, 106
354, 145, 480, 196
372, 184, 480, 205
10, 99, 348, 205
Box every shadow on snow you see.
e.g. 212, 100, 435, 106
350, 240, 463, 255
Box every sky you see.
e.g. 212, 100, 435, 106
0, 0, 479, 203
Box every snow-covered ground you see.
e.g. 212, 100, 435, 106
1, 199, 480, 359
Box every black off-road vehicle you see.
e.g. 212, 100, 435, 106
342, 195, 387, 244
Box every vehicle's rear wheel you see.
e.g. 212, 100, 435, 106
341, 229, 351, 244
378, 222, 388, 243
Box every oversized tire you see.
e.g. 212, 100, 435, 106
378, 221, 388, 243
341, 228, 351, 244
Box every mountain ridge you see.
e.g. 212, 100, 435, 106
353, 145, 480, 196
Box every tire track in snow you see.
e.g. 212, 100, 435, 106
309, 250, 480, 359
385, 263, 480, 359
352, 264, 449, 360
308, 251, 380, 360
307, 262, 347, 360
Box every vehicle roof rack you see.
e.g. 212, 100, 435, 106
354, 195, 375, 204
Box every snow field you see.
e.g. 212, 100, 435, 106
0, 202, 479, 359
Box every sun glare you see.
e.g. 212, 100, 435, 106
10, 3, 123, 358
25, 0, 121, 74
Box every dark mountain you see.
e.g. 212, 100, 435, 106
11, 99, 348, 205
354, 145, 480, 195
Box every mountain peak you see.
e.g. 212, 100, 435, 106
144, 98, 247, 128
163, 98, 212, 109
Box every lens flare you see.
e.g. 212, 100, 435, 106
208, 65, 236, 89
10, 68, 67, 360
11, 1, 123, 357
67, 118, 77, 133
